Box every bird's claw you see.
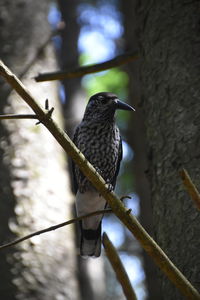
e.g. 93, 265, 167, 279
95, 167, 103, 177
106, 183, 113, 192
105, 179, 114, 192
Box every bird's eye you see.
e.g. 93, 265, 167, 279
101, 98, 107, 104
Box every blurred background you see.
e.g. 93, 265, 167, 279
0, 0, 199, 300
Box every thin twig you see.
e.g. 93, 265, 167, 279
0, 209, 112, 250
120, 195, 132, 202
103, 233, 137, 300
0, 60, 200, 300
35, 51, 139, 82
180, 168, 200, 211
0, 114, 38, 120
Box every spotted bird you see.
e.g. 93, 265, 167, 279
72, 92, 135, 257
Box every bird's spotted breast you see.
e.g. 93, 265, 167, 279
74, 121, 121, 192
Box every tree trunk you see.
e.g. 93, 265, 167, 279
138, 1, 200, 299
58, 0, 105, 300
0, 1, 79, 299
120, 0, 161, 298
57, 1, 106, 299
57, 0, 86, 137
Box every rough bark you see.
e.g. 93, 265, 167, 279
138, 1, 200, 299
57, 0, 86, 137
120, 0, 161, 298
0, 1, 79, 299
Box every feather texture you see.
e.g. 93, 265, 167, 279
72, 92, 134, 257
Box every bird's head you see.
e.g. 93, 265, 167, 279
83, 92, 135, 122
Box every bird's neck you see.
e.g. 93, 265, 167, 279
83, 111, 116, 123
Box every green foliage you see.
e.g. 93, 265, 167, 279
79, 52, 129, 99
79, 52, 91, 66
82, 68, 129, 100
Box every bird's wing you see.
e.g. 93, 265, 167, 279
111, 136, 123, 189
71, 126, 79, 194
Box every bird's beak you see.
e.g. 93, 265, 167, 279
115, 99, 135, 111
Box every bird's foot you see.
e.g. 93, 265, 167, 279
95, 167, 103, 177
105, 179, 114, 192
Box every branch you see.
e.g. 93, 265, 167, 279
180, 168, 200, 211
34, 51, 139, 82
103, 233, 137, 300
0, 209, 112, 250
0, 114, 38, 120
0, 60, 200, 300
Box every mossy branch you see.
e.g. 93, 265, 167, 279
0, 209, 112, 250
180, 168, 200, 211
34, 51, 138, 82
0, 114, 38, 120
103, 233, 137, 300
0, 60, 200, 300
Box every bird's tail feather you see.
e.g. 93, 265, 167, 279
80, 222, 101, 258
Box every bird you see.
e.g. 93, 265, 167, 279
72, 92, 135, 258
